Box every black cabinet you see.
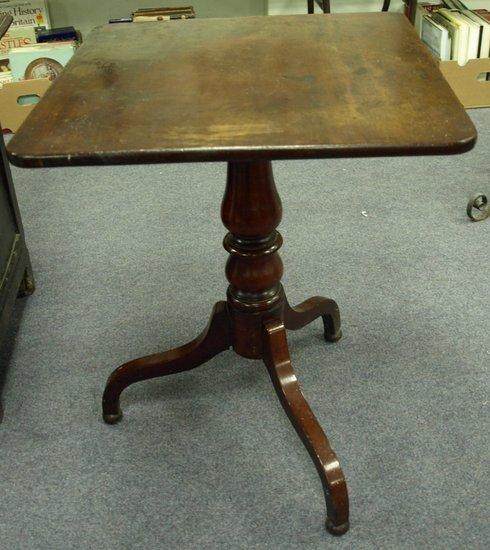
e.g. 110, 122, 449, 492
0, 13, 34, 348
0, 133, 34, 345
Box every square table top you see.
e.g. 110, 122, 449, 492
7, 13, 476, 167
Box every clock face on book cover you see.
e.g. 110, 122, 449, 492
24, 58, 63, 81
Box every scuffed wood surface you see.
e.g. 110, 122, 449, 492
8, 13, 476, 167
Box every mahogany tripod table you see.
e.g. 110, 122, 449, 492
8, 13, 476, 536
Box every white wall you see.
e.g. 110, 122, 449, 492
44, 1, 490, 38
268, 0, 405, 15
267, 0, 490, 15
47, 0, 268, 39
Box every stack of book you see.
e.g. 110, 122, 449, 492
416, 1, 490, 65
0, 1, 82, 133
0, 1, 81, 84
0, 0, 50, 81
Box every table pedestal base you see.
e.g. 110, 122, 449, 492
102, 161, 349, 535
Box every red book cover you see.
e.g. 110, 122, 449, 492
421, 3, 445, 13
474, 9, 490, 22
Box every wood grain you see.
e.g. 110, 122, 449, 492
8, 13, 476, 167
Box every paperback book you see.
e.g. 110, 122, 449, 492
0, 0, 50, 28
9, 41, 76, 81
0, 24, 36, 70
421, 15, 452, 60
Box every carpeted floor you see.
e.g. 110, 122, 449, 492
0, 109, 488, 550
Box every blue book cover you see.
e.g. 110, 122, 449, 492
9, 41, 76, 81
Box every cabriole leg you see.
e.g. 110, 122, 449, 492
283, 295, 342, 342
102, 301, 231, 423
262, 318, 349, 535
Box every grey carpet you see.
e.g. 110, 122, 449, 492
0, 109, 488, 550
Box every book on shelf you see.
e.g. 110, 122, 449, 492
414, 3, 445, 36
415, 2, 490, 64
9, 40, 76, 81
420, 2, 490, 106
37, 26, 79, 43
0, 0, 50, 28
431, 11, 460, 60
439, 9, 479, 64
421, 15, 452, 61
0, 2, 53, 72
0, 24, 36, 70
462, 9, 490, 59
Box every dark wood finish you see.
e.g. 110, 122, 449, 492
0, 140, 35, 344
9, 12, 477, 535
102, 301, 231, 423
408, 0, 418, 24
310, 0, 331, 13
7, 14, 476, 167
262, 318, 348, 535
222, 161, 283, 358
102, 160, 349, 533
284, 295, 342, 342
0, 13, 34, 356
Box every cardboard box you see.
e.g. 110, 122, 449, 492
439, 58, 490, 109
0, 77, 50, 132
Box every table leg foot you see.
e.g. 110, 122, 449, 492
283, 296, 342, 342
103, 409, 122, 425
102, 301, 231, 423
325, 518, 350, 536
262, 318, 349, 535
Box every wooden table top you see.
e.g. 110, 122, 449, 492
8, 13, 476, 167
